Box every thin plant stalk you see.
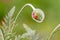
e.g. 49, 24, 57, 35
14, 3, 35, 23
48, 24, 60, 40
11, 3, 36, 32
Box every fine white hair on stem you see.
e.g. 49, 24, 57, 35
11, 3, 36, 32
14, 3, 35, 23
48, 24, 60, 40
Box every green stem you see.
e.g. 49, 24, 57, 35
11, 3, 35, 32
48, 24, 60, 40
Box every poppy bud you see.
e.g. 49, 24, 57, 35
32, 9, 45, 23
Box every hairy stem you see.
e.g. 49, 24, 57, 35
11, 3, 36, 32
48, 24, 60, 40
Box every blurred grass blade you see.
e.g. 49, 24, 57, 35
7, 6, 15, 18
23, 24, 39, 40
23, 24, 33, 33
15, 35, 21, 40
21, 33, 30, 38
1, 6, 16, 40
0, 29, 4, 40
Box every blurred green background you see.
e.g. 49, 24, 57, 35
0, 0, 60, 40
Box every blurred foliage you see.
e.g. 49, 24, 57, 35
0, 0, 60, 40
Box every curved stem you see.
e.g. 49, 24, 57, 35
48, 24, 60, 40
14, 3, 35, 23
11, 3, 36, 32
